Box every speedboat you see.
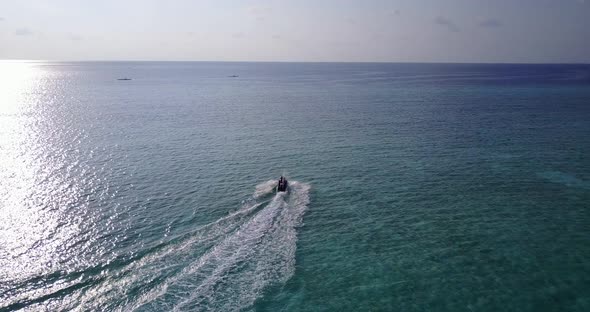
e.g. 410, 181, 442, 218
117, 78, 132, 81
277, 176, 288, 192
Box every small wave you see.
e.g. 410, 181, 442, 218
538, 171, 590, 190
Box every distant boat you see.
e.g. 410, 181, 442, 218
228, 75, 239, 78
117, 78, 132, 81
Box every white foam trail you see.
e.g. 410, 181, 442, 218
253, 179, 278, 199
129, 181, 310, 312
61, 181, 283, 311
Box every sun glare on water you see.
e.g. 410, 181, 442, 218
0, 61, 85, 299
1, 61, 51, 273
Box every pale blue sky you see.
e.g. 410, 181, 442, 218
1, 0, 589, 62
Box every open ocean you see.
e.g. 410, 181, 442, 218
1, 61, 589, 311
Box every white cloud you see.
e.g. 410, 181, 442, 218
479, 18, 502, 28
68, 33, 83, 41
434, 16, 459, 32
14, 28, 33, 36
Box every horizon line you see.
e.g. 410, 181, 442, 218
1, 59, 588, 65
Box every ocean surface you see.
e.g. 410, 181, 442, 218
1, 61, 589, 311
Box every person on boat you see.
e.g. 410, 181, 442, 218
278, 176, 286, 191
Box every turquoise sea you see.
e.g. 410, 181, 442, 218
1, 61, 589, 311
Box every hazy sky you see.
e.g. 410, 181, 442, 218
1, 0, 589, 62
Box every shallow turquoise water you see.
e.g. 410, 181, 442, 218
0, 62, 589, 311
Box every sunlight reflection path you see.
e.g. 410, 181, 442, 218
0, 61, 97, 309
